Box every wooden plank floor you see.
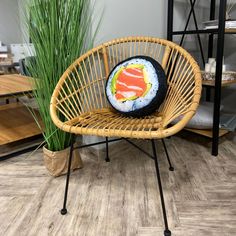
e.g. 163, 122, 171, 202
0, 133, 235, 236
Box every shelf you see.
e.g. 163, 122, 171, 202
202, 79, 236, 87
0, 103, 42, 145
225, 28, 236, 33
0, 136, 42, 158
172, 28, 236, 35
168, 0, 234, 155
185, 128, 229, 138
0, 74, 35, 98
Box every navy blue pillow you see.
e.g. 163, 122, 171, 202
105, 56, 167, 117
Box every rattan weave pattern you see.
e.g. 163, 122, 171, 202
50, 37, 202, 139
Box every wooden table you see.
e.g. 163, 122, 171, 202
0, 74, 35, 98
0, 74, 42, 156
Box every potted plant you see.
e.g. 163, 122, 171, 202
25, 0, 97, 176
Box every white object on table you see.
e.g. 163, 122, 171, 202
0, 46, 7, 52
222, 65, 226, 72
208, 58, 216, 65
205, 63, 211, 72
10, 44, 35, 63
210, 66, 216, 73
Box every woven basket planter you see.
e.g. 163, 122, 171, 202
43, 144, 83, 177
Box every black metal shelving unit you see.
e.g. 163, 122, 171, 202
167, 0, 235, 156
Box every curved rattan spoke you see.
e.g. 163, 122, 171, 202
50, 36, 202, 139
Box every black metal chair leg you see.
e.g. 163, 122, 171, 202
61, 140, 74, 215
151, 140, 171, 236
105, 137, 110, 162
161, 139, 174, 171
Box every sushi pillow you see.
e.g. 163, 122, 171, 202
105, 56, 167, 117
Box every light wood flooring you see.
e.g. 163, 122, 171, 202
0, 132, 236, 236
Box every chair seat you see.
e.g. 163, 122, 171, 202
66, 108, 164, 139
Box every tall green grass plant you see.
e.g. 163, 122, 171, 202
26, 0, 97, 151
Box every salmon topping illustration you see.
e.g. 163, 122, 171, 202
111, 64, 151, 101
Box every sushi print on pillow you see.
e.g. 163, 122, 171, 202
106, 56, 167, 117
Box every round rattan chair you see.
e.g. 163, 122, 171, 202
50, 37, 202, 236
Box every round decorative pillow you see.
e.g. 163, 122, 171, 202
105, 56, 167, 117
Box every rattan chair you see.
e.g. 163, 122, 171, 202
50, 37, 202, 236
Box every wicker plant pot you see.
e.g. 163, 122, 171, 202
43, 144, 83, 177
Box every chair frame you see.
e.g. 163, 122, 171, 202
50, 36, 202, 236
60, 137, 173, 236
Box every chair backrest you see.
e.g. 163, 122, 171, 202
50, 37, 201, 131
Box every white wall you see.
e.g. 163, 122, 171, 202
0, 0, 235, 114
17, 0, 29, 43
93, 0, 210, 67
0, 0, 22, 45
93, 0, 167, 45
